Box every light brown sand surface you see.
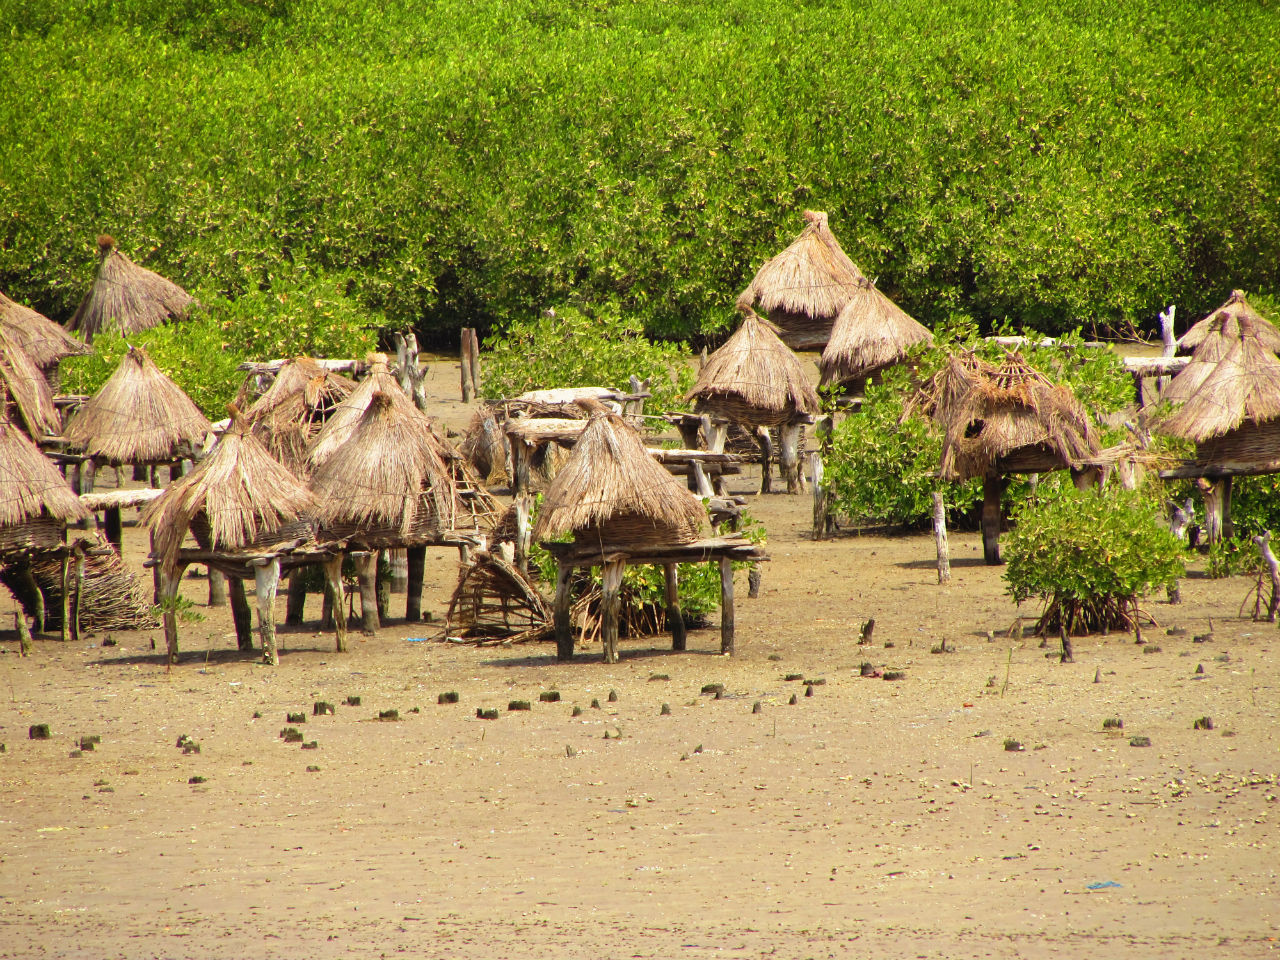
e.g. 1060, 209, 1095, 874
2, 362, 1277, 959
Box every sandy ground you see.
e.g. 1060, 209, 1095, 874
2, 360, 1278, 959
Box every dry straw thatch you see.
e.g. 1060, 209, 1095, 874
736, 210, 866, 349
1178, 290, 1280, 354
938, 352, 1098, 481
819, 276, 933, 387
533, 409, 705, 548
310, 391, 458, 547
686, 308, 820, 426
308, 355, 430, 466
0, 409, 88, 554
66, 235, 198, 342
62, 346, 211, 465
0, 326, 61, 438
1159, 336, 1280, 444
245, 357, 356, 475
0, 290, 91, 372
142, 406, 316, 564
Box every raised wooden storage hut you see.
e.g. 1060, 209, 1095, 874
818, 276, 932, 391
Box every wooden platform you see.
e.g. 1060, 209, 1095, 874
540, 534, 767, 663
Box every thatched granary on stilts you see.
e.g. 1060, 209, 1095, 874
66, 235, 198, 343
1177, 290, 1280, 355
1157, 335, 1280, 542
142, 406, 322, 665
736, 210, 865, 350
0, 326, 61, 440
0, 290, 91, 387
935, 352, 1099, 564
242, 356, 356, 476
819, 277, 933, 392
0, 408, 88, 559
685, 308, 820, 492
62, 346, 211, 491
311, 391, 461, 629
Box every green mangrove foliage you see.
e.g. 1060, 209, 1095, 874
2, 0, 1277, 345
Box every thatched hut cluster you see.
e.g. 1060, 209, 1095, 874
737, 211, 865, 350
66, 235, 198, 342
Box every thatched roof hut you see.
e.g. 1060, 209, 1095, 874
244, 357, 356, 475
142, 407, 316, 565
310, 391, 458, 547
308, 355, 428, 466
1178, 290, 1280, 354
0, 409, 89, 556
0, 326, 61, 438
66, 235, 198, 343
533, 410, 705, 548
1159, 337, 1280, 456
736, 210, 865, 350
939, 353, 1098, 482
0, 290, 91, 375
686, 309, 820, 426
62, 346, 211, 466
819, 277, 933, 388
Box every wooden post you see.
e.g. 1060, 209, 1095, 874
320, 588, 334, 630
228, 576, 254, 651
160, 564, 181, 664
467, 327, 482, 395
509, 440, 531, 495
322, 554, 348, 652
405, 545, 427, 621
148, 530, 161, 604
600, 558, 625, 664
689, 460, 715, 499
169, 460, 185, 483
208, 569, 228, 608
981, 474, 1006, 565
756, 427, 773, 494
1222, 476, 1234, 541
1200, 478, 1223, 545
59, 552, 70, 643
780, 421, 805, 494
254, 557, 282, 666
460, 328, 476, 402
932, 491, 951, 584
17, 566, 44, 634
811, 452, 830, 541
675, 417, 701, 451
1254, 532, 1280, 622
376, 552, 391, 622
15, 611, 32, 657
70, 544, 85, 643
103, 506, 123, 554
553, 564, 574, 661
1158, 305, 1177, 392
354, 552, 380, 634
389, 548, 408, 594
514, 496, 532, 574
705, 418, 728, 455
664, 563, 686, 652
719, 556, 735, 656
79, 458, 96, 494
284, 571, 305, 622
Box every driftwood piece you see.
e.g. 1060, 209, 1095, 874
932, 491, 951, 584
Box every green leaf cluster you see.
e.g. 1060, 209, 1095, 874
1, 1, 1277, 344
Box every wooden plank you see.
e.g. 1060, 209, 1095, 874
237, 358, 364, 375
1124, 356, 1189, 375
1159, 459, 1280, 480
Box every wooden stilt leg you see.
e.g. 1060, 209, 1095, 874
148, 531, 161, 604
354, 552, 379, 634
1200, 478, 1223, 545
59, 553, 70, 642
375, 551, 390, 622
160, 562, 188, 665
780, 422, 804, 494
719, 557, 735, 656
600, 558, 625, 664
553, 564, 574, 661
757, 427, 773, 494
664, 563, 686, 652
208, 569, 227, 607
254, 557, 282, 666
284, 572, 304, 623
17, 566, 44, 634
323, 554, 348, 652
982, 474, 1005, 565
389, 548, 408, 593
405, 546, 426, 622
70, 546, 85, 643
104, 506, 123, 553
228, 576, 253, 651
1222, 476, 1234, 541
321, 587, 334, 630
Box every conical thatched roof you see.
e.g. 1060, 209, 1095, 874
0, 290, 91, 371
66, 235, 198, 342
0, 408, 88, 532
308, 355, 429, 466
685, 308, 820, 425
819, 277, 933, 387
0, 325, 60, 438
1159, 337, 1280, 443
245, 357, 356, 475
938, 353, 1098, 481
1178, 290, 1280, 353
142, 407, 316, 564
533, 411, 705, 547
310, 391, 457, 545
736, 210, 866, 350
908, 350, 992, 424
63, 346, 211, 465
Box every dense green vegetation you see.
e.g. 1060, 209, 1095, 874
3, 0, 1277, 347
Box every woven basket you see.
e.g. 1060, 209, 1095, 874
190, 513, 314, 553
572, 513, 697, 552
766, 308, 834, 351
694, 396, 790, 428
1197, 420, 1280, 464
0, 516, 62, 558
